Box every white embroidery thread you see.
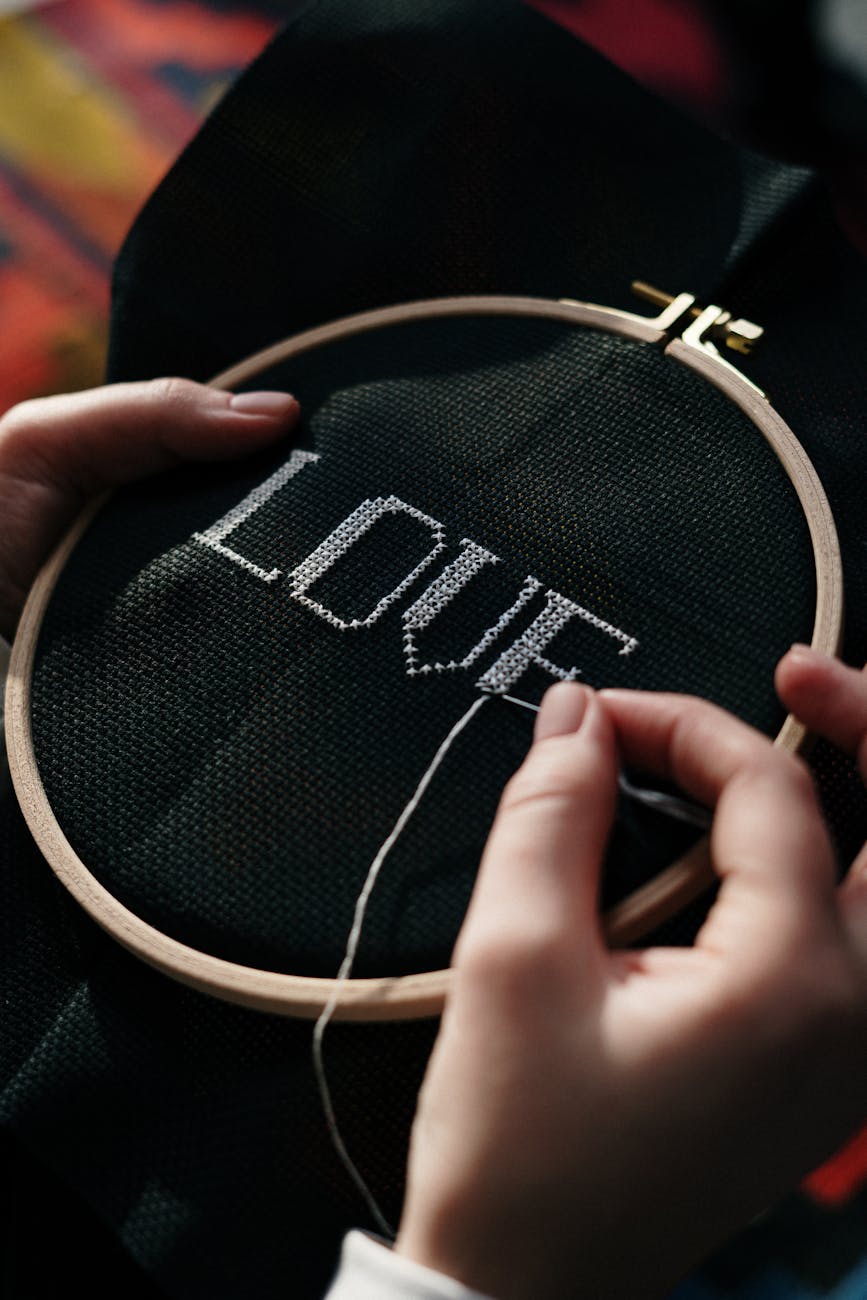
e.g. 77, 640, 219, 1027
403, 563, 543, 677
312, 692, 491, 1238
192, 448, 319, 582
288, 496, 446, 629
476, 588, 637, 694
193, 462, 639, 677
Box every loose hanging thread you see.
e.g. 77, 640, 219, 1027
312, 692, 491, 1238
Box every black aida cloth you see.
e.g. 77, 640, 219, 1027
3, 3, 866, 1298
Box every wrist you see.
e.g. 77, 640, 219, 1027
395, 1211, 524, 1300
326, 1230, 496, 1300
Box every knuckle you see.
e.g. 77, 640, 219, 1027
499, 767, 545, 813
674, 701, 753, 757
672, 706, 717, 756
759, 743, 816, 790
782, 751, 819, 802
498, 766, 543, 816
0, 398, 46, 451
457, 922, 573, 1002
759, 746, 814, 797
670, 701, 775, 779
730, 947, 861, 1065
500, 744, 592, 814
729, 749, 822, 825
0, 399, 67, 482
146, 376, 201, 408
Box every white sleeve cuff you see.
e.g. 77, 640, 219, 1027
323, 1231, 496, 1300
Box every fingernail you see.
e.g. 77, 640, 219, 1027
577, 691, 599, 735
229, 391, 298, 416
785, 643, 829, 668
534, 682, 591, 743
851, 856, 867, 882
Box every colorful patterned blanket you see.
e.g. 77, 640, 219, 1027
0, 0, 281, 410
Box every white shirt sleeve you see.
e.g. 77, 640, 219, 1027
323, 1231, 496, 1300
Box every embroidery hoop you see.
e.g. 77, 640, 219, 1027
6, 291, 844, 1021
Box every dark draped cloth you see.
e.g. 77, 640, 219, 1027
3, 4, 866, 1298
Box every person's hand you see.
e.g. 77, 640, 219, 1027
0, 380, 300, 641
776, 645, 867, 807
396, 667, 867, 1300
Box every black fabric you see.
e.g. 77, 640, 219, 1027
1, 780, 435, 1299
107, 0, 808, 383
0, 1131, 162, 1300
31, 321, 813, 976
3, 3, 867, 1299
717, 185, 867, 867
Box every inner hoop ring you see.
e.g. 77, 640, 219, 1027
6, 294, 844, 1020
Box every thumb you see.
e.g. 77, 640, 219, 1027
0, 379, 299, 637
455, 684, 617, 999
0, 379, 299, 490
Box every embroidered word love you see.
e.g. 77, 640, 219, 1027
192, 450, 638, 692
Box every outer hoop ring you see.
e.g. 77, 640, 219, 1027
6, 294, 844, 1020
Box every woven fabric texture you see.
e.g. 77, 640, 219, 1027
3, 3, 866, 1299
32, 318, 813, 975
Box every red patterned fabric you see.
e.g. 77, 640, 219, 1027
0, 0, 280, 411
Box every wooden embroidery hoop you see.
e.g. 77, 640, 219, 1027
6, 289, 844, 1021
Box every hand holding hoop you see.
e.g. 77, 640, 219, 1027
0, 380, 300, 641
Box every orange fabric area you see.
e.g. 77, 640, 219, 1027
0, 0, 279, 411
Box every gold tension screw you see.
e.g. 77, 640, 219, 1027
631, 280, 764, 356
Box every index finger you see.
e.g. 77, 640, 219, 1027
599, 690, 838, 956
599, 689, 774, 804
